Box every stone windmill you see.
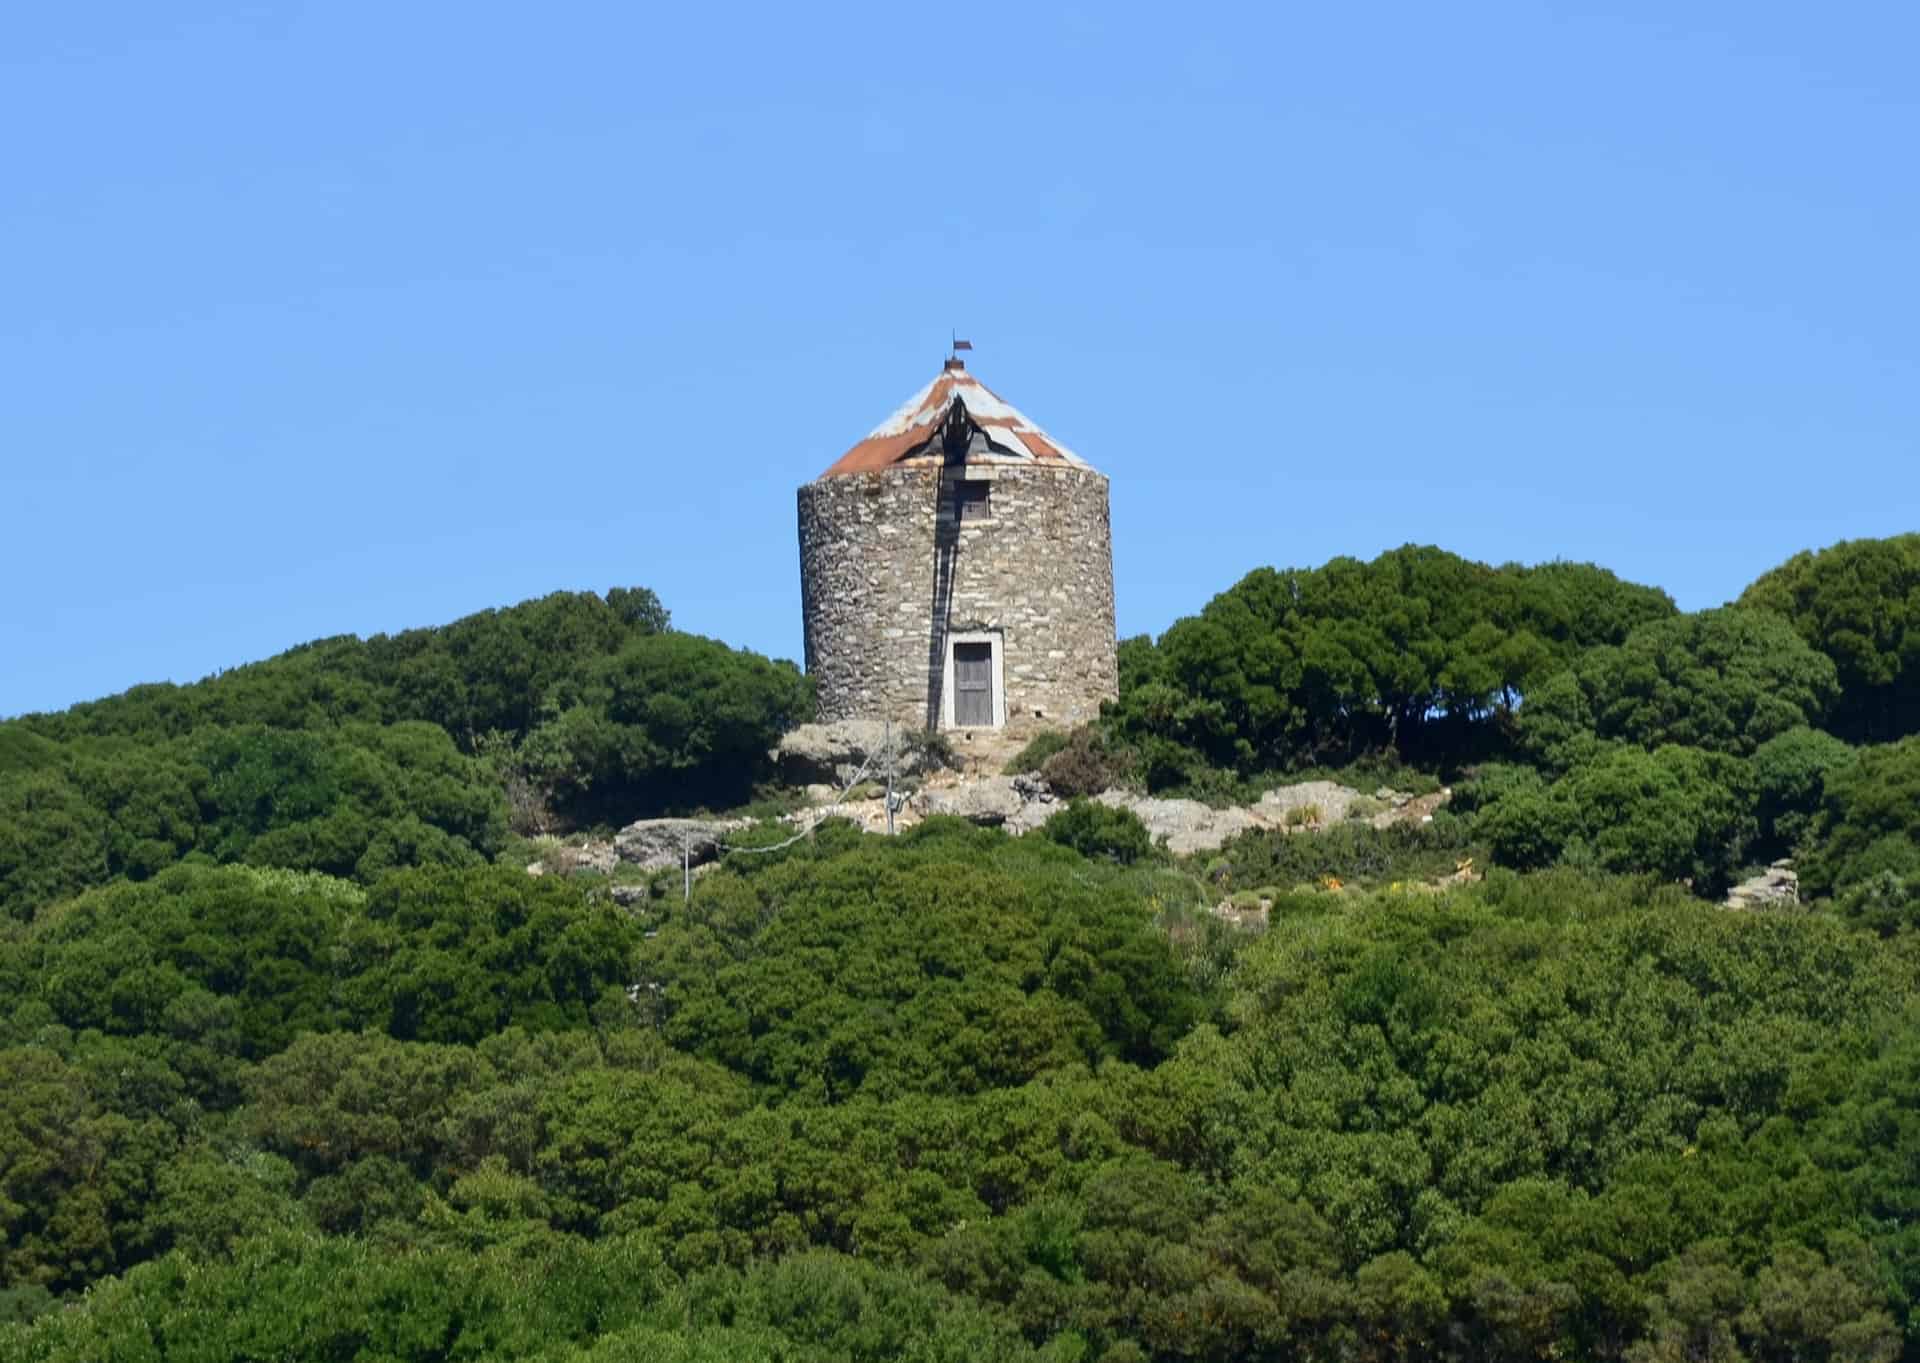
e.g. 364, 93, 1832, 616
797, 355, 1117, 736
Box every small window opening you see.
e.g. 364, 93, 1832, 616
953, 479, 991, 521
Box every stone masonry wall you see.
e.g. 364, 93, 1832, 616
798, 463, 1118, 734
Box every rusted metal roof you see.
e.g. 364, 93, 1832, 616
818, 358, 1091, 478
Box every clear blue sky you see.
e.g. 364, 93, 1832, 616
5, 2, 1917, 718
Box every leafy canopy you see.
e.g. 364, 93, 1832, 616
1110, 545, 1674, 781
1517, 606, 1838, 766
1740, 532, 1920, 743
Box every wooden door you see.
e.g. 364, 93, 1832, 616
954, 642, 993, 727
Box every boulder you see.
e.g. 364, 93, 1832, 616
1093, 791, 1263, 856
1373, 789, 1451, 830
1004, 776, 1063, 835
1725, 859, 1799, 911
526, 839, 617, 877
1257, 780, 1362, 825
917, 775, 1058, 831
775, 721, 944, 788
613, 817, 752, 872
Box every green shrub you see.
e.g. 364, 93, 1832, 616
1476, 745, 1757, 893
1217, 817, 1478, 889
521, 632, 813, 822
1037, 726, 1131, 798
1749, 726, 1853, 855
1517, 607, 1839, 765
1740, 532, 1920, 742
1479, 776, 1577, 871
1038, 799, 1156, 865
904, 727, 955, 771
1800, 735, 1920, 929
1105, 547, 1675, 776
1004, 730, 1070, 775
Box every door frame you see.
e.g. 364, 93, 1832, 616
941, 630, 1006, 729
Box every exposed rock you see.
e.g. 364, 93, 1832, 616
531, 769, 1457, 884
1725, 859, 1799, 910
526, 840, 617, 877
775, 720, 947, 788
1257, 780, 1363, 826
917, 774, 1060, 833
612, 817, 753, 872
1004, 777, 1063, 834
1375, 789, 1451, 830
1093, 791, 1263, 857
609, 883, 651, 907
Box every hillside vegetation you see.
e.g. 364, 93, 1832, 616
3, 536, 1919, 1362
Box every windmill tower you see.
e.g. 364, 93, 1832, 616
797, 355, 1117, 735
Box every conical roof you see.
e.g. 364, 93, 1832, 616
818, 358, 1091, 478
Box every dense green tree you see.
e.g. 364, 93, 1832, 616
1109, 546, 1675, 782
1518, 607, 1839, 766
1479, 745, 1756, 891
528, 631, 813, 819
19, 587, 673, 747
0, 771, 109, 921
0, 729, 65, 776
1740, 533, 1920, 743
1799, 735, 1920, 930
0, 1046, 118, 1291
0, 721, 508, 920
1561, 746, 1757, 890
65, 742, 206, 882
335, 866, 641, 1043
1748, 726, 1854, 857
142, 1147, 305, 1258
646, 820, 1201, 1098
197, 721, 506, 876
13, 866, 350, 1056
3, 849, 1919, 1358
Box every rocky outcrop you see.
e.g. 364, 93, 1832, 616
527, 817, 754, 879
916, 775, 1060, 834
528, 771, 1451, 883
613, 817, 753, 872
527, 840, 619, 877
901, 773, 1451, 856
1380, 789, 1451, 829
1255, 780, 1363, 826
1093, 792, 1265, 857
1725, 860, 1799, 910
775, 720, 946, 788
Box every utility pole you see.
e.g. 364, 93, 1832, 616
884, 719, 896, 836
683, 832, 691, 903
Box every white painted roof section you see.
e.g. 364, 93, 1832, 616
866, 377, 946, 438
862, 370, 1087, 466
820, 361, 1096, 477
984, 427, 1036, 459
